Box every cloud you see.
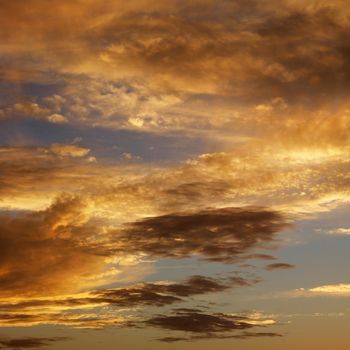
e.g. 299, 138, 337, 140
265, 263, 295, 271
0, 100, 68, 125
0, 194, 107, 297
0, 337, 69, 349
47, 113, 68, 124
0, 145, 333, 234
49, 143, 90, 158
0, 146, 102, 211
1, 137, 350, 221
326, 228, 350, 236
112, 207, 289, 263
2, 0, 350, 141
4, 275, 252, 312
2, 1, 350, 346
296, 284, 350, 297
0, 185, 287, 297
146, 311, 253, 333
157, 332, 282, 342
0, 275, 257, 328
145, 309, 280, 340
93, 275, 248, 307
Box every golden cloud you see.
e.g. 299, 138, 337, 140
297, 284, 350, 296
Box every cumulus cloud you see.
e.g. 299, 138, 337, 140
49, 143, 90, 158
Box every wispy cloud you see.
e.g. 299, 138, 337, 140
265, 263, 295, 271
146, 309, 280, 341
0, 337, 69, 349
0, 275, 258, 328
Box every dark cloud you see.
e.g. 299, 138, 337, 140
91, 287, 180, 308
145, 309, 281, 340
112, 207, 289, 263
93, 275, 246, 307
0, 337, 69, 349
0, 276, 257, 329
245, 254, 277, 261
265, 263, 295, 271
146, 310, 253, 333
157, 331, 282, 342
0, 275, 254, 310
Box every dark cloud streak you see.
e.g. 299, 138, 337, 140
0, 337, 69, 349
265, 263, 295, 271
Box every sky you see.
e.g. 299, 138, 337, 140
0, 0, 350, 349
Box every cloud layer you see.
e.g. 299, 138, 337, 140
1, 0, 349, 346
1, 196, 284, 297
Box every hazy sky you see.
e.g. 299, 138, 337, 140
0, 1, 350, 349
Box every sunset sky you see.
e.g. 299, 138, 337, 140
1, 1, 350, 349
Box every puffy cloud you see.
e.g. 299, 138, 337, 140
0, 102, 67, 125
47, 113, 68, 124
49, 143, 90, 158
